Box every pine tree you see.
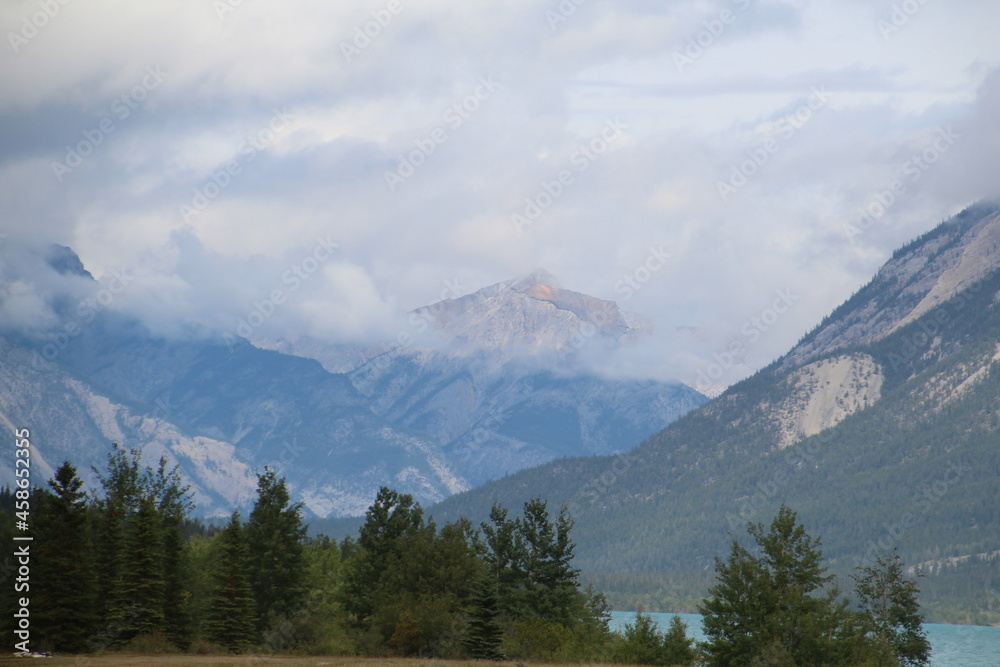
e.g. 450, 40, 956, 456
481, 498, 581, 624
481, 502, 529, 618
464, 575, 505, 659
0, 499, 15, 649
206, 512, 257, 652
152, 457, 194, 648
699, 538, 763, 665
853, 551, 931, 666
93, 442, 145, 643
614, 611, 667, 665
699, 505, 854, 666
520, 498, 580, 625
94, 495, 128, 646
342, 486, 426, 627
661, 615, 696, 666
94, 443, 146, 514
33, 462, 98, 653
119, 496, 166, 640
246, 468, 307, 636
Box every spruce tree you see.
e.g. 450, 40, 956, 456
481, 502, 529, 618
464, 574, 505, 659
152, 457, 194, 648
206, 512, 257, 652
853, 551, 931, 666
661, 615, 696, 666
33, 462, 98, 653
94, 495, 128, 646
246, 468, 307, 635
93, 442, 145, 643
519, 498, 580, 624
699, 505, 854, 666
0, 499, 15, 649
342, 486, 426, 627
614, 611, 667, 665
119, 496, 166, 640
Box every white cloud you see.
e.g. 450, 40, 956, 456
1, 0, 998, 387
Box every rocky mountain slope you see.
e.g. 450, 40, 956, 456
257, 269, 704, 486
0, 252, 704, 516
407, 268, 647, 357
0, 321, 466, 516
426, 202, 1000, 622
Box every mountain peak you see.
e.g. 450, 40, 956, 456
45, 244, 94, 280
407, 269, 644, 359
781, 202, 1000, 370
513, 267, 561, 291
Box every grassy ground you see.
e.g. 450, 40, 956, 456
0, 656, 624, 667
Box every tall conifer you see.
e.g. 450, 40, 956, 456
34, 461, 97, 652
207, 512, 257, 652
246, 468, 307, 635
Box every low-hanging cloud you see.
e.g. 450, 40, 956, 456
1, 0, 998, 389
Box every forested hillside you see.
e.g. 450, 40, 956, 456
427, 204, 1000, 623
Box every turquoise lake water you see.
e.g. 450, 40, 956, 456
608, 611, 1000, 666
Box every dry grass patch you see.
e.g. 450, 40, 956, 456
0, 656, 626, 667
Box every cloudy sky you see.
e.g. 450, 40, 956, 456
2, 0, 999, 389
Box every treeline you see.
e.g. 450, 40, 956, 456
1, 444, 933, 665
698, 505, 930, 667
0, 444, 619, 659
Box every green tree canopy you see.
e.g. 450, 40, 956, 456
853, 551, 931, 666
206, 511, 257, 652
246, 468, 307, 638
699, 505, 856, 666
34, 461, 97, 653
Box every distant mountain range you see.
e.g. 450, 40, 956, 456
0, 255, 705, 517
261, 268, 698, 487
8, 202, 998, 621
424, 202, 1000, 623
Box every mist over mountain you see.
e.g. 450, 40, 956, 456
424, 202, 1000, 622
0, 247, 705, 516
